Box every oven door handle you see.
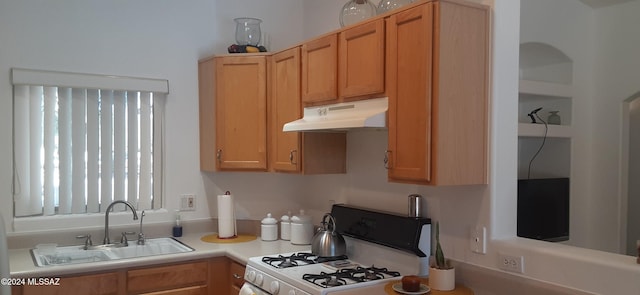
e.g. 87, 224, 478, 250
240, 282, 270, 295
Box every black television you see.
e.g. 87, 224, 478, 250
517, 178, 570, 242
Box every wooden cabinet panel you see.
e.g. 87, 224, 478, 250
198, 56, 217, 171
301, 133, 346, 175
229, 260, 245, 294
339, 19, 385, 100
301, 34, 338, 105
431, 1, 489, 185
214, 55, 268, 171
386, 3, 434, 183
22, 272, 123, 295
208, 256, 230, 295
271, 47, 302, 172
12, 285, 22, 295
127, 261, 208, 294
386, 1, 489, 185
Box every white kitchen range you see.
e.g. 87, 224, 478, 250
240, 204, 431, 295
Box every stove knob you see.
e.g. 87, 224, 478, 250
269, 281, 280, 294
288, 290, 297, 295
255, 273, 264, 286
247, 270, 256, 282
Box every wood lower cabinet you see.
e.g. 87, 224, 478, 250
127, 261, 208, 294
19, 272, 124, 295
386, 1, 489, 185
13, 257, 243, 295
229, 260, 245, 295
199, 54, 269, 171
270, 47, 347, 174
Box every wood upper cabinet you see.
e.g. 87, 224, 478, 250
386, 1, 489, 185
271, 48, 303, 172
271, 47, 347, 174
339, 18, 385, 100
199, 55, 268, 171
301, 34, 338, 105
301, 19, 385, 106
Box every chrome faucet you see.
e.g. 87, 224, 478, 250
137, 210, 146, 245
103, 200, 138, 244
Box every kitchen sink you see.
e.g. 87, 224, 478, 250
32, 247, 114, 266
31, 237, 194, 267
106, 237, 193, 259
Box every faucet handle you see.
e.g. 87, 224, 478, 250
120, 231, 136, 246
137, 232, 146, 245
76, 234, 93, 250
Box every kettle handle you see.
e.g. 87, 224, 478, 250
321, 213, 337, 233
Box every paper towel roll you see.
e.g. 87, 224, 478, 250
217, 193, 237, 238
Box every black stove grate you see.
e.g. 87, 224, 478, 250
302, 266, 401, 288
261, 253, 348, 269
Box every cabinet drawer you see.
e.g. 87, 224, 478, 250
127, 261, 208, 294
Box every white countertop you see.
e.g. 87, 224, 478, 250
9, 231, 310, 277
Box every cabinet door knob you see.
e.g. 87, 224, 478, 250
384, 150, 392, 169
233, 273, 242, 279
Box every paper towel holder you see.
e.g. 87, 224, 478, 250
217, 191, 238, 239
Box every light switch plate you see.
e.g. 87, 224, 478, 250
470, 225, 486, 254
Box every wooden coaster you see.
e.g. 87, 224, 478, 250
200, 234, 257, 244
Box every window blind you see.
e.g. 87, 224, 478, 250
11, 69, 168, 217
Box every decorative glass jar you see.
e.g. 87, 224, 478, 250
234, 17, 262, 46
340, 0, 377, 27
377, 0, 412, 14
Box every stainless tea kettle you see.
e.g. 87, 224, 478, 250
311, 213, 346, 257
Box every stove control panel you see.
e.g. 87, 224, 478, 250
245, 265, 311, 295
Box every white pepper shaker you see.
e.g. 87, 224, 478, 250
261, 213, 278, 241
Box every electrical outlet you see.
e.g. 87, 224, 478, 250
498, 253, 524, 273
180, 194, 196, 211
469, 226, 486, 254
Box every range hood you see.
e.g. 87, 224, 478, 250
283, 97, 388, 132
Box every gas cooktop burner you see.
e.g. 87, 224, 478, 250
302, 266, 401, 288
261, 252, 349, 269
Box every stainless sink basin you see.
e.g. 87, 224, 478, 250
31, 237, 194, 267
106, 237, 193, 259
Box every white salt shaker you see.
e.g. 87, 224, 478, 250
261, 213, 278, 241
280, 211, 291, 241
